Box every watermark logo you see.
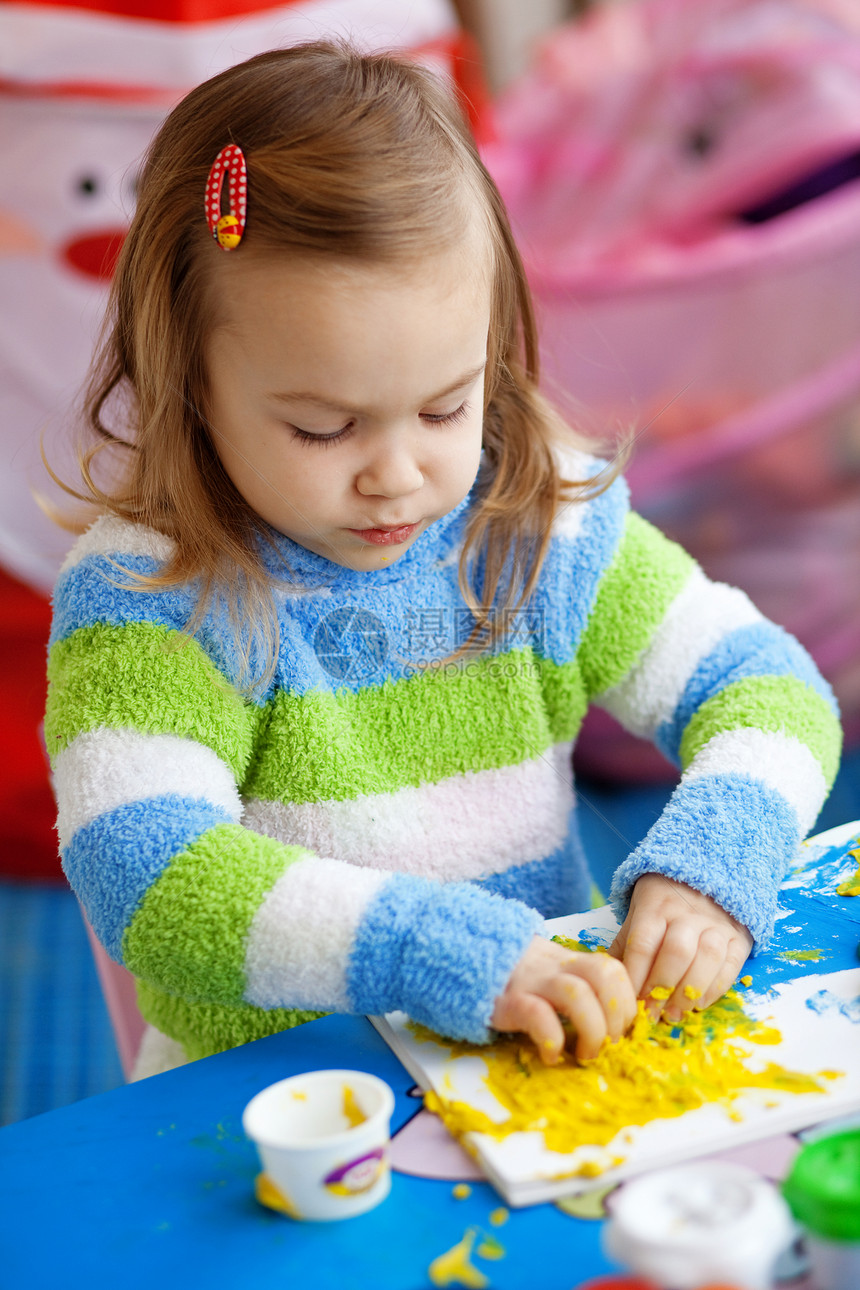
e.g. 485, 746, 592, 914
312, 604, 546, 682
312, 607, 389, 682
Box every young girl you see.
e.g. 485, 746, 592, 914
46, 41, 841, 1079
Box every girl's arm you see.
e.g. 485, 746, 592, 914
46, 522, 574, 1057
576, 505, 841, 1015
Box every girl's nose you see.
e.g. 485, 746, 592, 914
355, 442, 423, 498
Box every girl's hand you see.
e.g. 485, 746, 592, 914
491, 935, 638, 1064
608, 874, 754, 1021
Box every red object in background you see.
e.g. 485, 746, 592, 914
0, 568, 60, 880
62, 229, 126, 281
34, 0, 303, 19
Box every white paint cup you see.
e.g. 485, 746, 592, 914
242, 1069, 395, 1221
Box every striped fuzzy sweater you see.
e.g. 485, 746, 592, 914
45, 452, 841, 1061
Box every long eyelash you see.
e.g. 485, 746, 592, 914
290, 425, 354, 448
290, 402, 469, 446
423, 402, 469, 426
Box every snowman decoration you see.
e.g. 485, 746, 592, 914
0, 0, 467, 595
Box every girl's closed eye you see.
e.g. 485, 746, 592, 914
421, 401, 469, 426
290, 403, 470, 444
289, 422, 355, 447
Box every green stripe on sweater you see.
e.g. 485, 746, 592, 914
45, 622, 258, 777
578, 512, 695, 698
122, 823, 308, 1004
246, 650, 588, 803
679, 676, 842, 785
135, 979, 322, 1060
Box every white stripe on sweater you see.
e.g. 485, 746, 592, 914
241, 744, 574, 882
53, 728, 242, 848
243, 856, 388, 1012
599, 567, 763, 737
683, 727, 826, 839
552, 444, 604, 542
58, 514, 174, 575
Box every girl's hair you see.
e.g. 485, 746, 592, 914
64, 40, 624, 682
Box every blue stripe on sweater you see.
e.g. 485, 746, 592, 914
655, 622, 837, 764
347, 874, 543, 1042
477, 827, 591, 919
62, 796, 232, 960
608, 773, 800, 948
50, 555, 191, 647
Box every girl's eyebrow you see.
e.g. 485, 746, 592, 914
267, 361, 487, 414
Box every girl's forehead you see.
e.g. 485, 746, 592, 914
213, 233, 494, 317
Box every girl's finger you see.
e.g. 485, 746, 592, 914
607, 924, 628, 962
639, 923, 700, 1017
561, 952, 638, 1039
495, 990, 566, 1065
618, 921, 668, 998
544, 975, 608, 1061
697, 935, 753, 1010
660, 926, 728, 1021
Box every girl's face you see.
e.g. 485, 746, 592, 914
204, 241, 490, 571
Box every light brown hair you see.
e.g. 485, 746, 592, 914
60, 40, 623, 682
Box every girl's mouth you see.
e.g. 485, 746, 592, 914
350, 524, 418, 546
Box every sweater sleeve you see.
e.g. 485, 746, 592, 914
576, 510, 842, 949
46, 539, 541, 1047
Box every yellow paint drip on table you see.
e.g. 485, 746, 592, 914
254, 1172, 302, 1219
428, 1227, 488, 1288
475, 1233, 505, 1261
417, 990, 833, 1163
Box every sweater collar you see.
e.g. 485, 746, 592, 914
259, 492, 472, 591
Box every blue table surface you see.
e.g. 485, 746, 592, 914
2, 828, 859, 1290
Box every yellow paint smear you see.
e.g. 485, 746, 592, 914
452, 1183, 471, 1200
254, 1172, 302, 1219
428, 1227, 488, 1288
417, 990, 833, 1163
837, 848, 860, 896
475, 1234, 505, 1261
778, 949, 824, 962
551, 935, 591, 954
342, 1085, 366, 1128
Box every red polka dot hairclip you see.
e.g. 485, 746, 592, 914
204, 144, 248, 250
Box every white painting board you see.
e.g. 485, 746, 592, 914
371, 908, 860, 1207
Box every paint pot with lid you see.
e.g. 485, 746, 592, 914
782, 1127, 860, 1290
602, 1160, 794, 1289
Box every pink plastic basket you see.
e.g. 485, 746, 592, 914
484, 0, 860, 778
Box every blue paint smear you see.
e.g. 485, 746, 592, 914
748, 838, 860, 986
576, 928, 613, 951
805, 989, 860, 1023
